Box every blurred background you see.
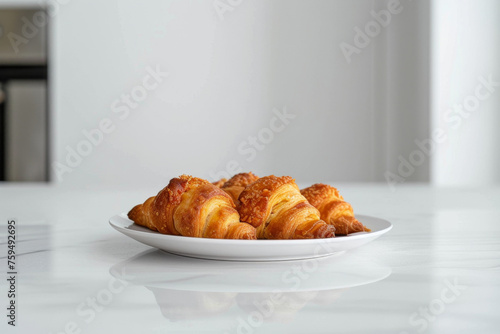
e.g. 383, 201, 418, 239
0, 0, 498, 187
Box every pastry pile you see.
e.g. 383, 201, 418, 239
128, 173, 369, 240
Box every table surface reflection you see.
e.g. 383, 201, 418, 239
0, 183, 499, 333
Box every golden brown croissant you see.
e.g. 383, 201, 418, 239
300, 183, 370, 235
128, 175, 256, 239
212, 178, 227, 188
238, 176, 335, 239
221, 172, 259, 206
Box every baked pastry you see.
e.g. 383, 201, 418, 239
212, 178, 227, 188
238, 176, 335, 239
301, 184, 370, 235
128, 175, 256, 239
221, 172, 259, 206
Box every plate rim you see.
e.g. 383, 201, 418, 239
109, 213, 392, 245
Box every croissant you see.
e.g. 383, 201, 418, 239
238, 176, 335, 239
212, 178, 227, 188
128, 175, 256, 239
221, 172, 259, 206
300, 184, 370, 235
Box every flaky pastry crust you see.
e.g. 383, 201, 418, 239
221, 172, 259, 206
238, 176, 335, 239
301, 183, 370, 235
212, 178, 227, 188
128, 175, 256, 239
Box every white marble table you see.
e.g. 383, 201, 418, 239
1, 184, 499, 334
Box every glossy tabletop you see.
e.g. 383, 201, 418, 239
1, 183, 499, 334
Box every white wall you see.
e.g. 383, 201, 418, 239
372, 0, 431, 184
431, 0, 500, 186
4, 0, 498, 186
0, 0, 432, 186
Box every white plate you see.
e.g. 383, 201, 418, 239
109, 213, 391, 261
